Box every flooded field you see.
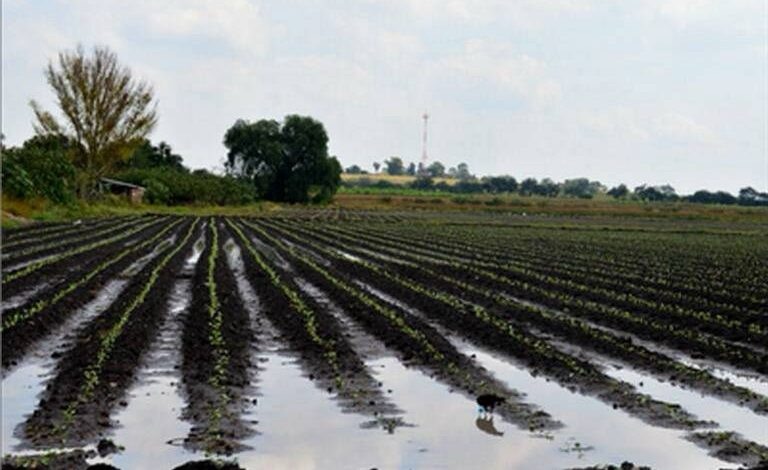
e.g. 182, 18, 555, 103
2, 211, 767, 469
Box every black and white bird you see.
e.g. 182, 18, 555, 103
476, 393, 505, 414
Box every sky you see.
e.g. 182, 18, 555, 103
2, 0, 767, 194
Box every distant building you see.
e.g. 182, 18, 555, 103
99, 177, 145, 204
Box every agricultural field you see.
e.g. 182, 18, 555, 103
1, 210, 767, 469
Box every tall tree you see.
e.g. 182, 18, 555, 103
30, 45, 157, 198
224, 115, 342, 203
125, 139, 186, 171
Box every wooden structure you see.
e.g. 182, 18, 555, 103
99, 177, 145, 204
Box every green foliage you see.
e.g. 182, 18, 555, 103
123, 139, 186, 171
427, 161, 445, 177
384, 156, 405, 175
31, 45, 157, 198
1, 135, 76, 203
224, 115, 341, 203
607, 184, 629, 199
116, 168, 254, 205
561, 178, 604, 199
143, 178, 172, 204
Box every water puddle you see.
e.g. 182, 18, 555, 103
224, 239, 280, 345
604, 364, 768, 445
121, 234, 177, 278
0, 281, 52, 313
2, 279, 129, 451
462, 346, 729, 469
247, 233, 291, 270
503, 292, 768, 396
676, 358, 768, 399
102, 279, 196, 469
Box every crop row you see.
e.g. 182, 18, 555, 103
233, 218, 561, 431
339, 222, 767, 321
320, 223, 766, 340
291, 220, 768, 373
23, 218, 199, 446
2, 216, 128, 243
351, 221, 768, 310
180, 219, 256, 453
391, 223, 768, 308
227, 218, 409, 431
2, 216, 145, 264
240, 218, 716, 431
1, 216, 134, 252
1, 217, 183, 334
266, 218, 768, 415
2, 216, 168, 286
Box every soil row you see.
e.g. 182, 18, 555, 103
297, 220, 768, 374
235, 218, 567, 432
269, 218, 768, 415
21, 218, 199, 447
180, 219, 256, 454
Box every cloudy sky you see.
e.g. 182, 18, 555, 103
3, 0, 766, 193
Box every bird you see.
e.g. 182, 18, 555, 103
476, 394, 505, 414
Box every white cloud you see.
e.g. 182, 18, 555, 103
639, 0, 764, 30
144, 0, 269, 54
580, 107, 651, 142
651, 112, 718, 144
439, 39, 562, 106
580, 107, 718, 145
366, 0, 593, 25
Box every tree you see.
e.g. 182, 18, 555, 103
737, 187, 768, 206
1, 135, 76, 203
537, 178, 560, 197
607, 184, 629, 199
687, 190, 737, 205
634, 184, 677, 202
125, 139, 186, 171
224, 115, 342, 203
427, 161, 446, 177
406, 162, 417, 176
562, 178, 601, 199
482, 176, 518, 193
519, 177, 539, 196
373, 162, 381, 173
345, 164, 364, 174
30, 45, 157, 198
455, 162, 472, 180
384, 156, 405, 175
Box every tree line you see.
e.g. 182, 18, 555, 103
345, 157, 473, 179
342, 172, 768, 206
1, 45, 342, 207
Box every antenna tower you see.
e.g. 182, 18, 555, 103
420, 112, 429, 174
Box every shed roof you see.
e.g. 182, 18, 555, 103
100, 177, 146, 190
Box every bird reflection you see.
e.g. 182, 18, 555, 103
475, 415, 504, 436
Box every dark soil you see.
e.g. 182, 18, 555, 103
2, 218, 182, 370
180, 219, 256, 454
1, 216, 170, 300
238, 218, 561, 432
227, 221, 399, 421
21, 218, 198, 447
172, 460, 244, 470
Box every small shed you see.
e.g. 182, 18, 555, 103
99, 177, 146, 204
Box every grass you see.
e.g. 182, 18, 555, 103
3, 190, 767, 229
341, 173, 457, 186
331, 192, 768, 222
1, 194, 276, 228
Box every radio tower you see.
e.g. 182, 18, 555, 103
420, 111, 429, 175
